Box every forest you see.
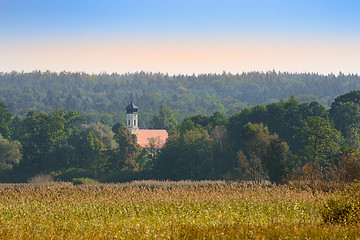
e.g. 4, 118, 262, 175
1, 70, 360, 127
1, 70, 360, 186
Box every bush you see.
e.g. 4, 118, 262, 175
103, 169, 153, 183
335, 150, 360, 183
27, 174, 54, 184
52, 168, 93, 182
72, 177, 100, 185
321, 182, 360, 224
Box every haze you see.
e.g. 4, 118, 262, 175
1, 0, 359, 75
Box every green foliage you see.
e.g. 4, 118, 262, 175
3, 82, 360, 185
234, 123, 290, 183
110, 125, 140, 171
150, 103, 178, 131
296, 116, 342, 168
228, 97, 327, 154
236, 123, 271, 182
156, 111, 229, 180
157, 128, 215, 180
79, 123, 116, 149
329, 91, 360, 149
2, 71, 358, 128
0, 101, 13, 139
186, 111, 228, 131
102, 169, 153, 182
15, 110, 85, 173
211, 125, 232, 177
263, 137, 290, 184
330, 102, 360, 139
72, 177, 100, 185
0, 134, 21, 174
331, 90, 360, 109
176, 118, 195, 134
52, 168, 93, 182
76, 131, 108, 176
321, 182, 360, 224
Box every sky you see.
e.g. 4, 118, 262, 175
0, 0, 359, 75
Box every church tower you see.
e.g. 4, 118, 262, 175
125, 96, 139, 135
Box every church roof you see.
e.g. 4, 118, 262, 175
137, 129, 168, 148
126, 101, 138, 114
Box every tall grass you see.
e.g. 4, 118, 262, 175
0, 181, 358, 239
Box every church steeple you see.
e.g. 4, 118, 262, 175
125, 94, 139, 134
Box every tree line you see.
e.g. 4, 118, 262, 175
1, 71, 360, 128
1, 90, 360, 184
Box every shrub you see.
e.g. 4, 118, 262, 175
72, 177, 100, 185
321, 182, 360, 224
53, 168, 93, 182
27, 174, 54, 184
103, 169, 153, 183
335, 150, 360, 183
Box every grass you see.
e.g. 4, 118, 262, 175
0, 180, 359, 239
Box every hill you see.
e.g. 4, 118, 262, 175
1, 71, 359, 127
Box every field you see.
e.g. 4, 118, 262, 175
0, 181, 359, 239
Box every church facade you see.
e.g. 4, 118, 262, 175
126, 100, 168, 148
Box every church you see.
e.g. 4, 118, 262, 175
125, 100, 168, 148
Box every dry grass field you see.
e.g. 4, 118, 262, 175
0, 181, 359, 239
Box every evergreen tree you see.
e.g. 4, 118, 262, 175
109, 126, 140, 171
150, 104, 178, 131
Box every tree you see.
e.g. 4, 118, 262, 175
330, 90, 360, 142
296, 116, 342, 169
182, 129, 214, 179
77, 130, 108, 176
211, 125, 232, 177
80, 122, 116, 149
233, 123, 291, 183
263, 137, 290, 184
150, 103, 178, 131
186, 112, 228, 130
52, 127, 110, 178
0, 134, 21, 175
236, 123, 271, 182
137, 136, 163, 171
330, 90, 360, 110
0, 102, 13, 139
156, 128, 214, 180
16, 110, 85, 173
109, 125, 140, 171
330, 101, 360, 138
228, 98, 328, 154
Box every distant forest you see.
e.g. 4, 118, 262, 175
1, 71, 359, 127
2, 71, 360, 184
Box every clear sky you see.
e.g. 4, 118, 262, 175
0, 0, 359, 75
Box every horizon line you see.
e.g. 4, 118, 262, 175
0, 69, 357, 77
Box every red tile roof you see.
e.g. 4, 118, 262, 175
137, 129, 168, 148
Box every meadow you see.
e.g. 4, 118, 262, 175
0, 180, 359, 239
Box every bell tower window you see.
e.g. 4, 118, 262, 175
125, 94, 139, 134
